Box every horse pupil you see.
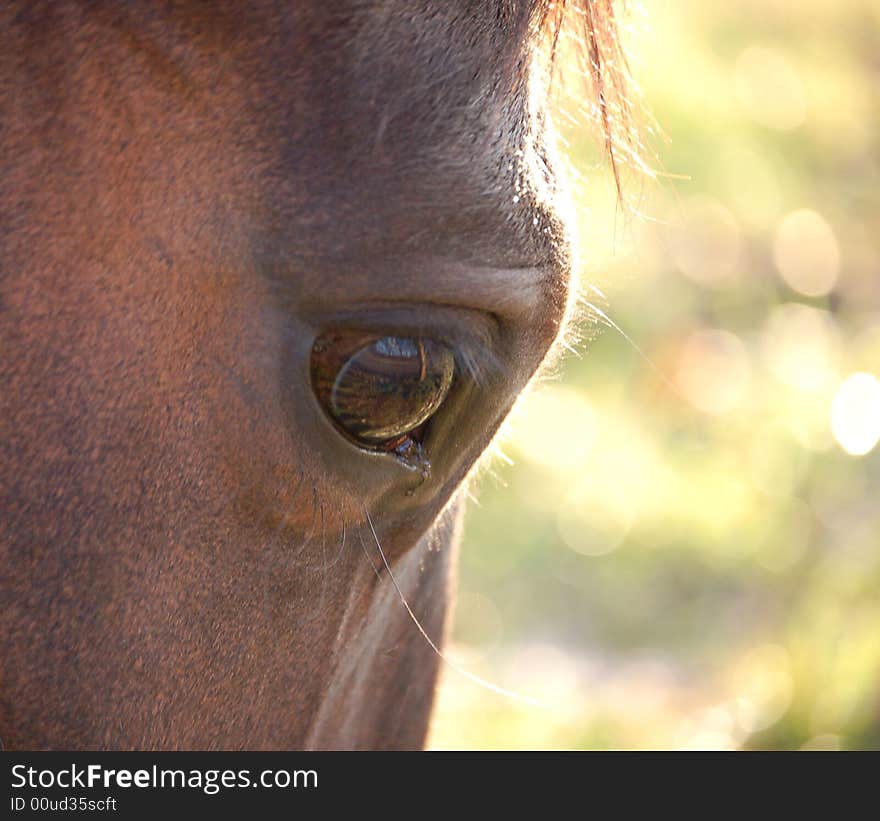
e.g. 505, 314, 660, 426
311, 332, 455, 447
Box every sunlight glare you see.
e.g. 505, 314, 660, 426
830, 372, 880, 456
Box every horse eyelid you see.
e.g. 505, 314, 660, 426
451, 339, 506, 388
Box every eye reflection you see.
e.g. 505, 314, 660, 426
310, 330, 455, 451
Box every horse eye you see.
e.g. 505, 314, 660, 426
310, 330, 455, 451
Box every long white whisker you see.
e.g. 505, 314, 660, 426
578, 295, 676, 391
363, 506, 543, 708
358, 526, 383, 581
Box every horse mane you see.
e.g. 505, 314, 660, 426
538, 0, 645, 195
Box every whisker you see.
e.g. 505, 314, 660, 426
363, 505, 543, 708
358, 526, 383, 581
334, 514, 348, 564
464, 488, 482, 508
293, 486, 322, 563
559, 338, 582, 359
576, 294, 676, 392
586, 282, 608, 301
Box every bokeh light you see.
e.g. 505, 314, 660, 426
761, 303, 840, 393
773, 209, 840, 297
675, 328, 752, 414
669, 198, 743, 289
430, 0, 880, 750
831, 373, 880, 456
511, 385, 596, 471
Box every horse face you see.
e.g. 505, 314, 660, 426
0, 1, 571, 749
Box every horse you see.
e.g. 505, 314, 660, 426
0, 0, 631, 749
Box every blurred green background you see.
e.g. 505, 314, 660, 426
429, 0, 880, 750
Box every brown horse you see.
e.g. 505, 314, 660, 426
0, 1, 629, 749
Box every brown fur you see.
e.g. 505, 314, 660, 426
0, 1, 623, 749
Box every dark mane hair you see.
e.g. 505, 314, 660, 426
539, 0, 644, 193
